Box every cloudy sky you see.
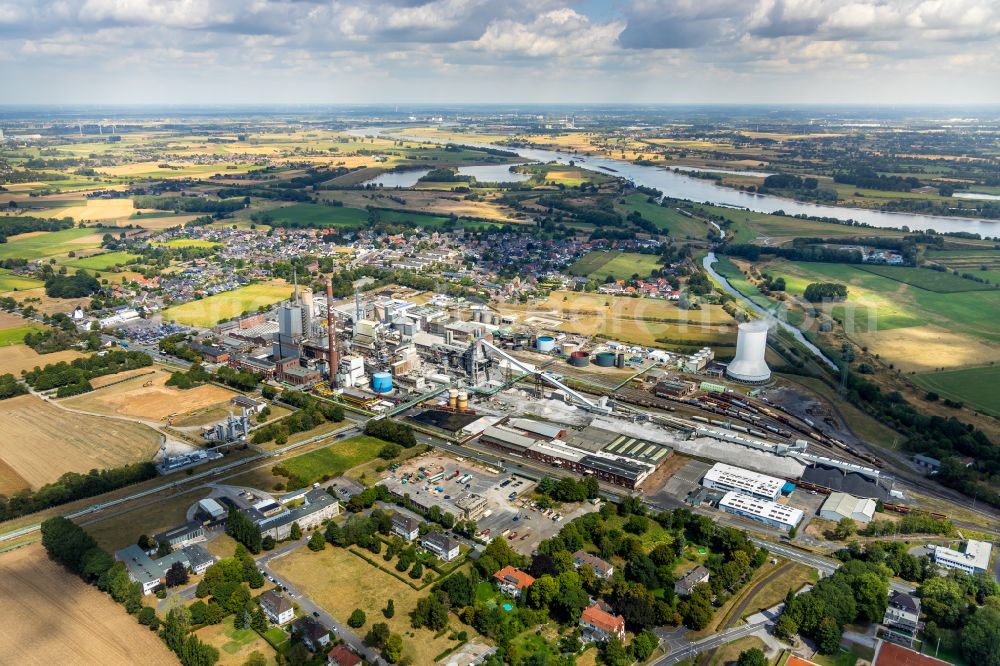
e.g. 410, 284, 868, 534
2, 0, 999, 105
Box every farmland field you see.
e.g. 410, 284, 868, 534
0, 344, 85, 375
0, 324, 44, 346
0, 394, 161, 488
62, 366, 239, 421
265, 203, 369, 228
161, 281, 290, 327
912, 366, 1000, 418
0, 269, 44, 291
616, 194, 712, 238
0, 227, 105, 260
271, 547, 465, 665
856, 264, 996, 292
274, 435, 386, 485
154, 238, 220, 249
0, 544, 178, 666
568, 250, 663, 279
498, 290, 735, 348
64, 251, 141, 271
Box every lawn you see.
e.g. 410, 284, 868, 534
275, 435, 387, 486
195, 615, 278, 665
161, 281, 290, 327
266, 203, 369, 228
64, 251, 141, 271
912, 365, 1000, 418
270, 546, 466, 665
856, 265, 995, 293
568, 250, 663, 280
0, 324, 45, 345
0, 227, 104, 260
616, 194, 712, 239
155, 239, 220, 249
0, 270, 44, 291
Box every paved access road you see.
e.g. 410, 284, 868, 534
651, 621, 769, 666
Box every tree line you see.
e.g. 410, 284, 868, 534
23, 349, 153, 397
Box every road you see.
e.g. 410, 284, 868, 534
257, 540, 382, 664
651, 621, 769, 666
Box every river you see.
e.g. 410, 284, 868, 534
702, 252, 839, 371
349, 128, 1000, 237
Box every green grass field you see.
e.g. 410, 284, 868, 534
154, 239, 220, 249
160, 282, 289, 327
276, 435, 387, 485
856, 264, 996, 293
266, 203, 369, 228
693, 203, 907, 245
912, 366, 1000, 418
0, 324, 44, 345
64, 251, 140, 271
0, 228, 102, 260
129, 211, 187, 220
0, 270, 44, 291
568, 250, 663, 279
616, 194, 712, 238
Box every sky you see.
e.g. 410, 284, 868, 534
2, 0, 999, 106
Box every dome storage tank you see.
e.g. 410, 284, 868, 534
372, 371, 393, 394
725, 320, 771, 384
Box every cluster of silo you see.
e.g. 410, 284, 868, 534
447, 388, 470, 410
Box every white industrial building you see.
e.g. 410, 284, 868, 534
932, 540, 993, 575
718, 491, 803, 532
820, 492, 877, 524
702, 462, 784, 501
726, 320, 771, 384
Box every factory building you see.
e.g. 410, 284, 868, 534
718, 491, 803, 532
726, 320, 771, 384
701, 462, 785, 501
820, 492, 877, 524
250, 488, 340, 541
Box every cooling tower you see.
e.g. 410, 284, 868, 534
725, 320, 771, 384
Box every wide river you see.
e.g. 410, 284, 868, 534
350, 128, 1000, 238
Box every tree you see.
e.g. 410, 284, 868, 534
164, 606, 192, 654
137, 606, 159, 629
630, 632, 659, 662
817, 616, 842, 654
365, 622, 391, 648
308, 531, 326, 551
157, 540, 173, 557
962, 606, 1000, 666
526, 575, 559, 610
348, 608, 366, 628
243, 652, 267, 666
262, 535, 275, 551
290, 522, 302, 540
920, 576, 966, 627
737, 647, 768, 666
166, 561, 190, 587
602, 637, 631, 666
384, 598, 396, 618
834, 518, 857, 540
384, 634, 404, 664
225, 506, 262, 553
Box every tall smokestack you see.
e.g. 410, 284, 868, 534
326, 278, 338, 388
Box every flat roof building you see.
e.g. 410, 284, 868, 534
702, 462, 784, 501
820, 492, 877, 524
932, 540, 992, 575
719, 491, 803, 532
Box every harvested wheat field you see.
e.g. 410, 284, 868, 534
0, 394, 160, 488
63, 366, 239, 420
0, 287, 92, 316
46, 198, 139, 222
0, 456, 30, 496
0, 544, 177, 666
0, 344, 85, 376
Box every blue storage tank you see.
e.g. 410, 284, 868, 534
372, 372, 393, 394
536, 335, 555, 352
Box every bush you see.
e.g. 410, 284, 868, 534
348, 608, 366, 628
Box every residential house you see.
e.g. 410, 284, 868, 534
572, 550, 614, 579
882, 591, 921, 647
674, 566, 710, 597
259, 589, 295, 625
579, 602, 626, 643
292, 617, 330, 652
327, 645, 362, 666
421, 532, 460, 562
493, 566, 535, 598
392, 513, 419, 541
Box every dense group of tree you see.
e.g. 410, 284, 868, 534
833, 167, 922, 192
0, 462, 157, 521
254, 390, 344, 459
859, 513, 954, 537
133, 195, 247, 214
0, 215, 74, 242
23, 312, 100, 354
762, 173, 819, 190
723, 242, 866, 265
158, 333, 205, 363
225, 505, 262, 554
0, 373, 27, 400
803, 282, 848, 302
364, 418, 417, 448
44, 269, 101, 298
23, 349, 153, 397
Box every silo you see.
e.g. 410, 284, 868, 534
372, 372, 394, 394
725, 320, 772, 384
594, 351, 616, 367
457, 389, 469, 410
536, 336, 556, 352
615, 353, 625, 368
568, 351, 590, 367
448, 388, 459, 408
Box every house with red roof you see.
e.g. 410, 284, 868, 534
493, 565, 535, 598
579, 602, 626, 643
